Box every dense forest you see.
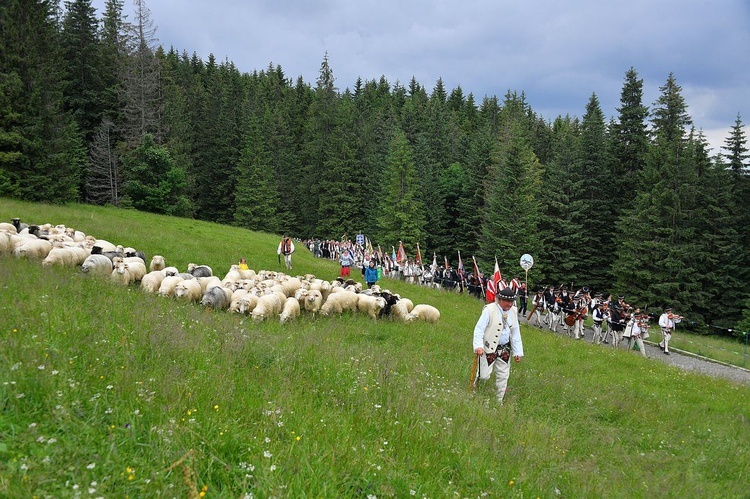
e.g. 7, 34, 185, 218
1, 0, 749, 330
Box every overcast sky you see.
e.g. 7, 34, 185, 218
92, 0, 749, 154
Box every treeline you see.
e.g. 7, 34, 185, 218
1, 0, 749, 329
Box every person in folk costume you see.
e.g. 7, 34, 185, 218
473, 287, 524, 404
542, 285, 556, 325
591, 297, 608, 345
607, 302, 627, 347
529, 288, 545, 328
623, 310, 648, 357
561, 289, 576, 337
571, 296, 587, 340
277, 235, 295, 270
517, 282, 528, 316
658, 307, 681, 355
548, 289, 563, 332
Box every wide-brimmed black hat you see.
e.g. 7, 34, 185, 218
497, 288, 516, 301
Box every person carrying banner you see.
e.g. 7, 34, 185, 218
472, 287, 524, 404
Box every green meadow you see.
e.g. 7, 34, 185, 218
1, 198, 749, 498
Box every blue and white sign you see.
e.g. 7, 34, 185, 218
356, 234, 365, 245
520, 254, 534, 271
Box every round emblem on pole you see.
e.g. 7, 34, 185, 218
520, 254, 534, 271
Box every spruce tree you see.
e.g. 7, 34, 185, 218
376, 130, 426, 253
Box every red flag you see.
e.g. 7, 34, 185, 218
416, 243, 423, 266
397, 241, 407, 264
457, 251, 464, 276
486, 257, 502, 303
444, 255, 449, 268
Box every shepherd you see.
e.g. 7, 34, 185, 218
277, 235, 295, 270
471, 287, 524, 404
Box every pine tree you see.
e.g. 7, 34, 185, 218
85, 119, 121, 205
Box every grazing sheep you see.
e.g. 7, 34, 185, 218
200, 286, 232, 310
221, 269, 242, 287
0, 222, 17, 234
0, 232, 13, 254
140, 270, 166, 293
303, 289, 324, 315
390, 297, 414, 322
92, 239, 117, 252
110, 261, 135, 286
42, 246, 86, 268
236, 293, 260, 315
158, 275, 184, 297
319, 290, 359, 317
122, 260, 147, 282
123, 247, 147, 264
229, 288, 250, 313
405, 304, 441, 324
13, 239, 53, 260
173, 279, 203, 303
11, 218, 29, 233
187, 263, 213, 278
279, 297, 301, 323
198, 276, 222, 294
251, 292, 286, 322
90, 245, 124, 262
81, 254, 114, 276
149, 255, 166, 272
278, 276, 302, 297
163, 266, 180, 277
357, 294, 387, 320
64, 227, 86, 242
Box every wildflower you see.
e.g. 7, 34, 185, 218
51, 370, 59, 375
508, 480, 515, 486
269, 464, 277, 472
214, 405, 219, 411
13, 328, 17, 333
38, 365, 45, 370
296, 436, 301, 441
263, 451, 272, 458
17, 393, 25, 399
87, 463, 96, 469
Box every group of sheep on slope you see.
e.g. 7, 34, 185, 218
1, 218, 440, 324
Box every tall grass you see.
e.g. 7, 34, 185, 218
1, 198, 749, 498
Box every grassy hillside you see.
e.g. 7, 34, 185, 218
1, 198, 749, 498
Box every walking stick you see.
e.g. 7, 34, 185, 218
469, 353, 480, 392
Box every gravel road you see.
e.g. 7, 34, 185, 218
523, 319, 750, 385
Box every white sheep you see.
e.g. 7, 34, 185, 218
149, 255, 166, 272
229, 288, 249, 312
405, 304, 441, 324
81, 254, 114, 276
390, 297, 415, 322
163, 266, 180, 277
13, 239, 53, 260
141, 270, 166, 293
303, 289, 324, 315
122, 260, 147, 283
279, 297, 301, 323
174, 279, 203, 303
158, 275, 184, 297
198, 276, 222, 294
0, 222, 18, 234
357, 294, 387, 320
236, 293, 260, 315
278, 276, 302, 297
0, 232, 13, 254
110, 261, 134, 286
252, 291, 286, 322
319, 290, 359, 317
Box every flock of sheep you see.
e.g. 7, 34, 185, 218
1, 218, 441, 324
